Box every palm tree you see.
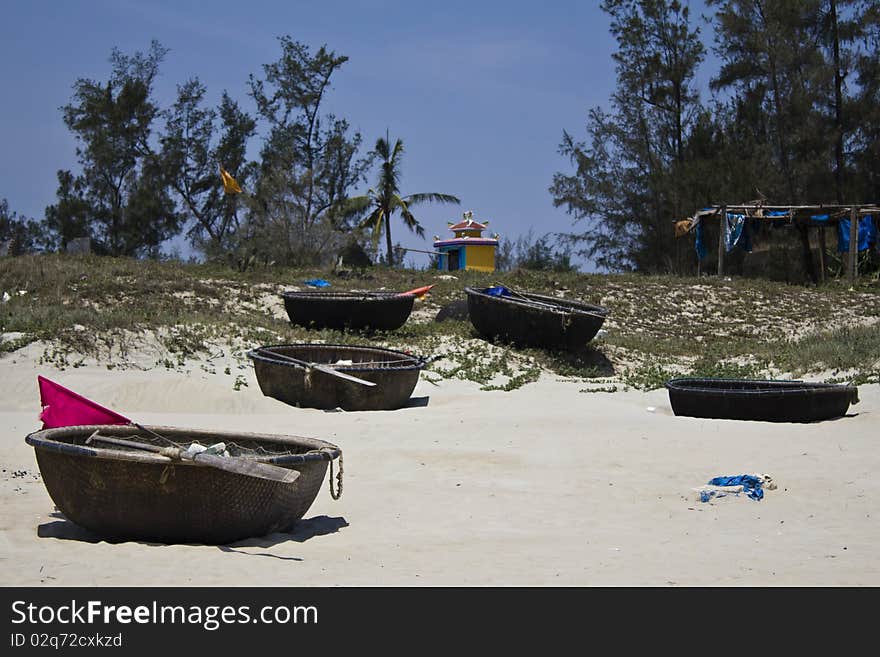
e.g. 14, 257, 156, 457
348, 133, 460, 266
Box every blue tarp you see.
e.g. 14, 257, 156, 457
485, 285, 510, 297
837, 215, 877, 253
724, 212, 752, 253
695, 221, 707, 260
704, 474, 765, 501
695, 211, 752, 260
693, 210, 878, 259
304, 278, 331, 288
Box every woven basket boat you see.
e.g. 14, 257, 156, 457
248, 343, 427, 411
464, 286, 609, 350
281, 291, 414, 331
665, 378, 860, 423
25, 424, 341, 544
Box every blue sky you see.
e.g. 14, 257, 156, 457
0, 0, 716, 269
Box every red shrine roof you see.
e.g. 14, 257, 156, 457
449, 218, 488, 231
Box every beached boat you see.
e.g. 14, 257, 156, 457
281, 291, 415, 331
464, 286, 609, 350
248, 343, 427, 411
665, 377, 860, 422
25, 424, 341, 544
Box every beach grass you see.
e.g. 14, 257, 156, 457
1, 253, 878, 389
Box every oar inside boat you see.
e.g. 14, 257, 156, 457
253, 347, 377, 387
85, 432, 300, 484
249, 344, 427, 411
494, 284, 608, 318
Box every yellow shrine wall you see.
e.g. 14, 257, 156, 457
464, 244, 495, 272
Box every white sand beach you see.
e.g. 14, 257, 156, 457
1, 349, 877, 587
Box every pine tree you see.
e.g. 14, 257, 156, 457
551, 0, 706, 272
47, 41, 181, 256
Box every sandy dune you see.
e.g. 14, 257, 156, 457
1, 354, 877, 586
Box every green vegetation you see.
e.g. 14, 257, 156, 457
2, 255, 878, 391
345, 133, 460, 266
3, 3, 876, 290
553, 0, 880, 282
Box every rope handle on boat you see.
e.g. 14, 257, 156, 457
322, 447, 343, 500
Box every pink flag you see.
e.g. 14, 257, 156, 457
38, 375, 131, 429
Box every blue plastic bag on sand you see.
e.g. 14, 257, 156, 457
706, 474, 765, 501
304, 278, 331, 288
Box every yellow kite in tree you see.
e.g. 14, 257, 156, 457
220, 167, 242, 194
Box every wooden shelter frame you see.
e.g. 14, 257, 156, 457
681, 203, 880, 282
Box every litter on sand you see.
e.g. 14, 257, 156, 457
692, 473, 776, 503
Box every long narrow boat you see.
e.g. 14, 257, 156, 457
665, 377, 860, 423
281, 291, 415, 331
248, 343, 427, 411
25, 424, 342, 544
464, 286, 609, 350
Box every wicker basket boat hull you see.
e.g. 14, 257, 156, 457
464, 287, 608, 350
249, 343, 425, 411
282, 291, 414, 331
25, 424, 340, 544
665, 378, 859, 423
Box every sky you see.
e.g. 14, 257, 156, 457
0, 0, 717, 270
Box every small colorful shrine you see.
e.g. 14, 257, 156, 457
433, 211, 499, 272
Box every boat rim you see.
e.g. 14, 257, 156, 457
665, 377, 857, 395
247, 342, 427, 372
281, 290, 411, 300
464, 286, 609, 318
25, 424, 340, 466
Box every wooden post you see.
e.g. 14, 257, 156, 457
849, 205, 858, 283
717, 205, 726, 276
817, 227, 826, 284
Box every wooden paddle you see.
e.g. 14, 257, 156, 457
85, 432, 300, 484
254, 347, 376, 387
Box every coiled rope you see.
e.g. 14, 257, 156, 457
323, 447, 343, 500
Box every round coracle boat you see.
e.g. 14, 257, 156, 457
248, 343, 427, 411
464, 286, 609, 350
281, 291, 415, 331
665, 378, 860, 423
25, 424, 341, 544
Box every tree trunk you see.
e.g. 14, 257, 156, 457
830, 0, 845, 205
385, 211, 394, 266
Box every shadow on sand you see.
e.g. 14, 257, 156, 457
217, 515, 349, 558
826, 412, 861, 421
229, 515, 349, 547
322, 398, 429, 412
541, 345, 616, 378
469, 326, 616, 378
37, 513, 107, 543
37, 512, 349, 554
